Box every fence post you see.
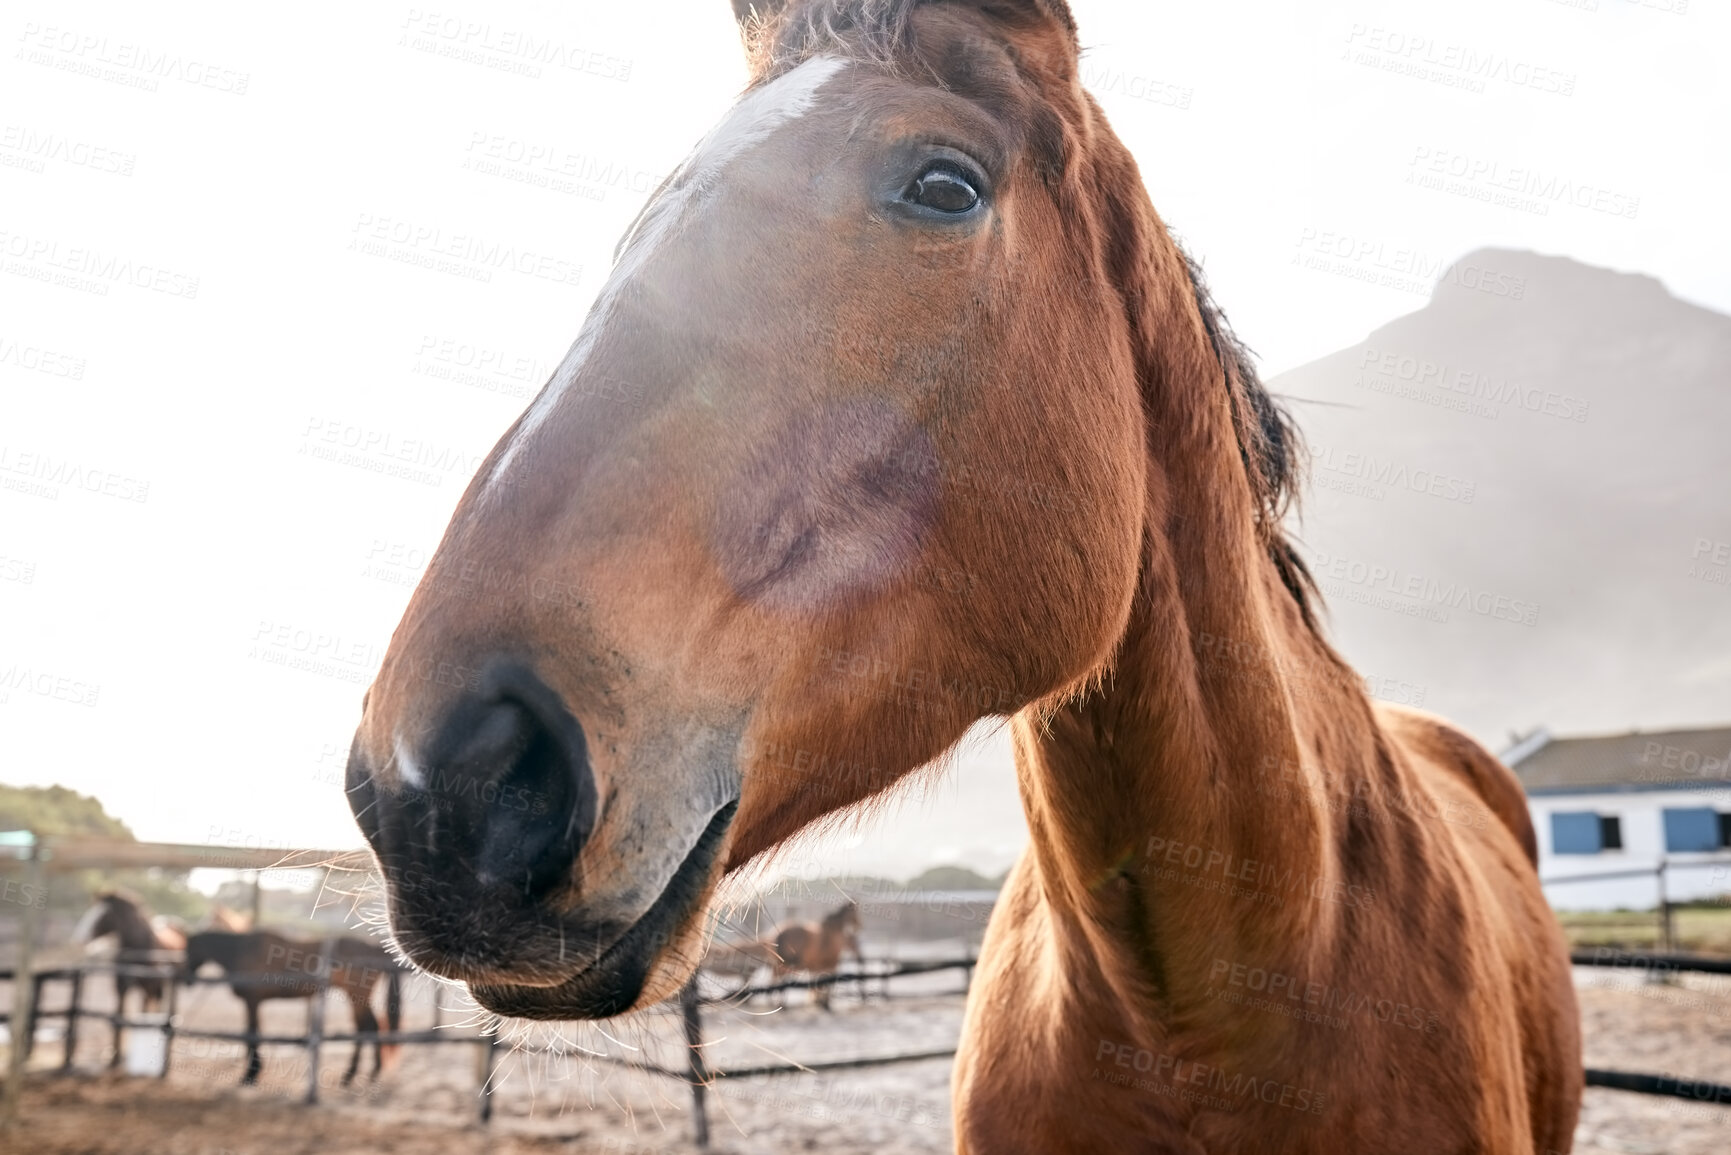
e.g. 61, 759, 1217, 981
2, 841, 46, 1128
61, 970, 82, 1072
25, 974, 47, 1065
1658, 861, 1674, 953
158, 962, 178, 1079
681, 979, 711, 1151
304, 939, 334, 1105
477, 1034, 503, 1124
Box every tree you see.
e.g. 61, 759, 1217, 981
0, 783, 205, 921
0, 783, 133, 840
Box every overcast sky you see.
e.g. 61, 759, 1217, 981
2, 0, 1725, 880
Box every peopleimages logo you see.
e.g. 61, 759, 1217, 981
1356, 346, 1590, 423
1092, 1039, 1328, 1115
14, 22, 251, 95
1343, 24, 1577, 97
0, 662, 101, 707
0, 334, 86, 379
348, 213, 583, 287
1312, 443, 1476, 504
1408, 147, 1641, 220
0, 228, 200, 299
1309, 549, 1541, 627
0, 444, 150, 502
0, 124, 136, 176
1688, 537, 1730, 589
398, 9, 634, 82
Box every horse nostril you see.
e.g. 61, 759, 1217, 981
391, 668, 599, 903
468, 700, 592, 896
349, 665, 598, 911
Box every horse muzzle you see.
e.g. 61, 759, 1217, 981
346, 658, 739, 1016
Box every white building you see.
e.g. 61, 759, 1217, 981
1506, 725, 1731, 911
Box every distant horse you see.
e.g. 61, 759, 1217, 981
182, 930, 402, 1086
345, 0, 1581, 1149
73, 892, 184, 1067
771, 901, 863, 1010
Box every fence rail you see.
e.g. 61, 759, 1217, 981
1542, 855, 1731, 951
2, 953, 977, 1142
0, 956, 505, 1116
1585, 1068, 1731, 1106
11, 949, 1731, 1140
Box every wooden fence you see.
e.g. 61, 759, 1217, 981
2, 953, 977, 1145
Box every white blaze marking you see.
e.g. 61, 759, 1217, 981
394, 734, 427, 790
72, 902, 106, 943
483, 55, 849, 493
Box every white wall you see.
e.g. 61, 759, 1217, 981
1529, 787, 1731, 911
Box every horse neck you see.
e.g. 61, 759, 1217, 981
195, 933, 246, 971
115, 905, 159, 952
1014, 231, 1378, 1024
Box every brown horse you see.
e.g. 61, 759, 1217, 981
181, 930, 402, 1086
343, 1, 1581, 1149
73, 892, 184, 1067
771, 900, 863, 1009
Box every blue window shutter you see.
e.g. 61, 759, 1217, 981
1663, 808, 1719, 852
1551, 812, 1602, 855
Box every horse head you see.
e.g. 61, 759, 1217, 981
347, 0, 1295, 1020
74, 891, 153, 951
823, 900, 862, 936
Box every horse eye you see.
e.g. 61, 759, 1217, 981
904, 165, 981, 213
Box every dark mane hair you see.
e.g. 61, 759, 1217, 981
739, 0, 1316, 621
738, 0, 920, 74
741, 0, 1077, 77
1179, 250, 1317, 623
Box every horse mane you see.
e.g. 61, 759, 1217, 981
741, 0, 1075, 75
739, 0, 920, 74
1178, 249, 1318, 625
741, 0, 1319, 625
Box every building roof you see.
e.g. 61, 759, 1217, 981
1506, 726, 1731, 795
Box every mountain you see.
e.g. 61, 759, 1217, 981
1270, 249, 1731, 748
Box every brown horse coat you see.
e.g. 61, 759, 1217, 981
346, 1, 1583, 1149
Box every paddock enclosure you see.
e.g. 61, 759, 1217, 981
4, 836, 1731, 1152
3, 0, 1728, 1149
9, 950, 1731, 1153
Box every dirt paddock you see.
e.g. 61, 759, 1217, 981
8, 969, 1731, 1154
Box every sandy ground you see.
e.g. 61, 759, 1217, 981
7, 966, 1731, 1153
